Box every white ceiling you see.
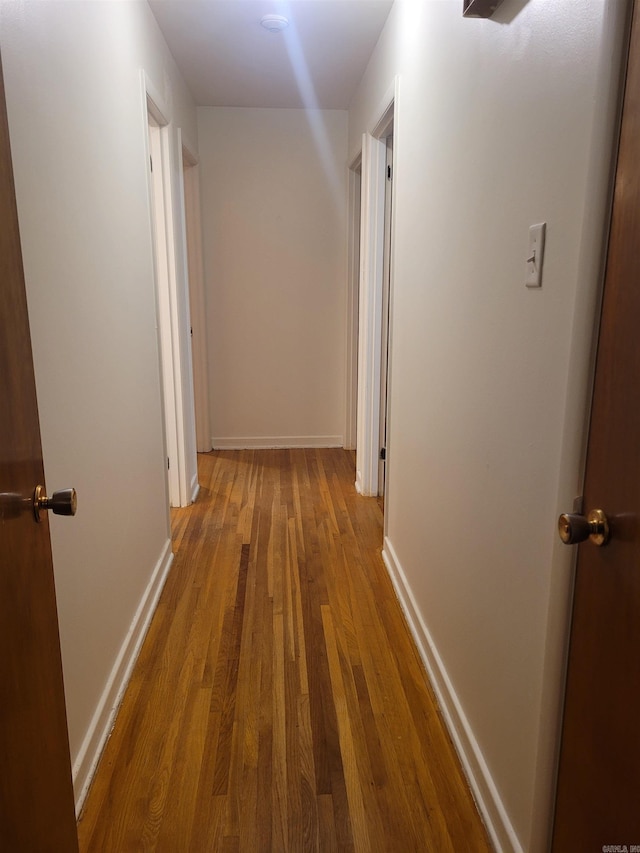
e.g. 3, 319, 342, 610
148, 0, 394, 109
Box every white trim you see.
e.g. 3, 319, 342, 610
142, 71, 169, 127
147, 116, 182, 507
212, 435, 343, 450
381, 537, 522, 853
369, 80, 397, 138
142, 70, 198, 508
355, 130, 387, 496
146, 115, 180, 508
378, 132, 394, 498
160, 122, 189, 507
372, 99, 395, 140
140, 74, 174, 512
345, 157, 362, 451
348, 78, 398, 167
73, 539, 174, 815
182, 151, 212, 454
355, 77, 400, 498
382, 77, 401, 538
173, 127, 199, 500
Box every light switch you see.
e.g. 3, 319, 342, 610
526, 222, 546, 288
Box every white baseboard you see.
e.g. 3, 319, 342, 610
72, 538, 174, 815
190, 475, 200, 504
381, 536, 522, 853
212, 435, 344, 450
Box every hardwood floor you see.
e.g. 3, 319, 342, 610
77, 449, 492, 852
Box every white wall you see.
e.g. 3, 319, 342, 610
198, 107, 348, 448
349, 1, 628, 850
0, 0, 197, 808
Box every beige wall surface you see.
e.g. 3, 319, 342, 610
0, 0, 197, 803
198, 106, 348, 448
349, 0, 628, 850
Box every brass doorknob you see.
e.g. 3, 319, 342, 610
33, 485, 77, 523
558, 508, 609, 547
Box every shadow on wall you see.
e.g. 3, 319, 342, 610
492, 0, 533, 26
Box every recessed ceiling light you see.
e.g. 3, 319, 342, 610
260, 14, 289, 33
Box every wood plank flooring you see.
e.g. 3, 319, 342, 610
77, 449, 492, 852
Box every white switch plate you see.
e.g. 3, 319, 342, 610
526, 222, 546, 288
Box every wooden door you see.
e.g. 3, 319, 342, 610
0, 57, 79, 850
552, 2, 640, 847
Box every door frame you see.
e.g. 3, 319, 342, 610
355, 77, 398, 497
378, 130, 394, 499
345, 152, 361, 452
142, 72, 198, 507
174, 130, 200, 500
182, 141, 212, 455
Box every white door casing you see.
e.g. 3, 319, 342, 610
345, 156, 361, 452
182, 144, 212, 456
143, 73, 198, 507
356, 130, 386, 497
378, 131, 394, 498
355, 84, 397, 498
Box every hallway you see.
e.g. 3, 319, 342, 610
77, 449, 491, 851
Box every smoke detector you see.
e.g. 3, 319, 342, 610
260, 14, 289, 33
